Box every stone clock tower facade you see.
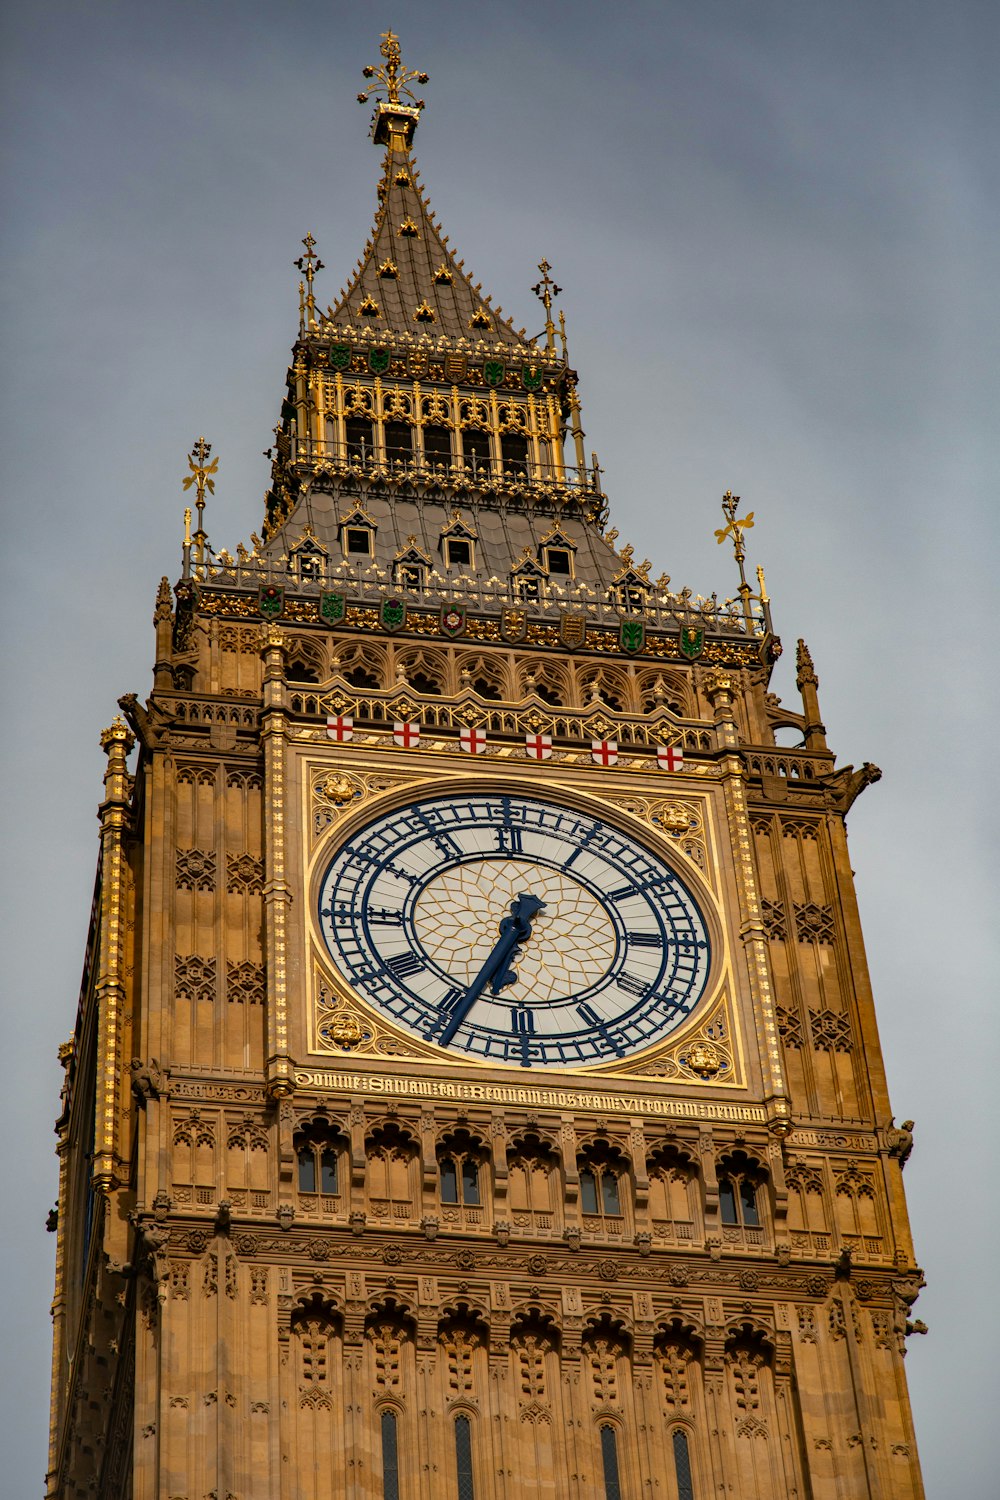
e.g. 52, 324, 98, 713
47, 33, 925, 1500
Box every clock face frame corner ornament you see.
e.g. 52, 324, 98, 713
314, 790, 715, 1071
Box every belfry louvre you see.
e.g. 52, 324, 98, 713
48, 30, 925, 1500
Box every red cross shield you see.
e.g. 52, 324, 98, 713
393, 721, 421, 748
525, 733, 553, 760
459, 726, 487, 755
657, 744, 685, 772
591, 739, 618, 766
326, 715, 354, 742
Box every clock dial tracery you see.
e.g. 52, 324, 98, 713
315, 792, 712, 1068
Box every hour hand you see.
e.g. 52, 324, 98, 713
437, 892, 546, 1047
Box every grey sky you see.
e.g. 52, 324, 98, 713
2, 1, 997, 1492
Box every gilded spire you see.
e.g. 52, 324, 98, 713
294, 233, 324, 334
322, 38, 534, 349
181, 438, 217, 570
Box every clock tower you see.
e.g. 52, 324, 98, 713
48, 32, 925, 1500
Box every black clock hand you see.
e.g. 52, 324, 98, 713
437, 893, 546, 1047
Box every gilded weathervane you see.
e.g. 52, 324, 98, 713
715, 489, 762, 630
294, 232, 324, 333
181, 437, 218, 570
357, 30, 429, 111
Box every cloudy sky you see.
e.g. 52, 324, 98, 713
2, 1, 996, 1492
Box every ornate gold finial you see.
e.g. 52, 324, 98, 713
531, 260, 562, 355
358, 32, 428, 147
756, 563, 769, 605
181, 438, 218, 569
294, 233, 324, 333
100, 715, 135, 753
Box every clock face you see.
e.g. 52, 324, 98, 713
316, 793, 712, 1069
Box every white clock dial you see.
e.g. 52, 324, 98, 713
316, 793, 712, 1068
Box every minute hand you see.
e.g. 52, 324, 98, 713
437, 893, 546, 1048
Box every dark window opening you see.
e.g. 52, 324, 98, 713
397, 564, 425, 590
346, 527, 373, 557
600, 1426, 623, 1500
500, 431, 529, 475
672, 1428, 695, 1500
472, 677, 501, 701
320, 1149, 339, 1195
345, 665, 379, 688
462, 429, 492, 473
720, 1178, 738, 1225
580, 1169, 598, 1216
409, 670, 443, 695
581, 1164, 622, 1217
423, 425, 452, 466
297, 552, 323, 581
384, 421, 413, 464
287, 660, 320, 684
517, 577, 540, 604
740, 1180, 760, 1227
381, 1409, 400, 1500
446, 538, 472, 568
345, 417, 374, 463
602, 1172, 621, 1215
455, 1415, 475, 1500
297, 1148, 316, 1195
546, 548, 571, 576
462, 1159, 481, 1205
440, 1160, 459, 1204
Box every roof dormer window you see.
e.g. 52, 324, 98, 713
337, 505, 377, 561
434, 265, 454, 285
414, 300, 436, 323
358, 294, 380, 317
546, 548, 571, 577
538, 526, 577, 580
445, 538, 471, 568
398, 218, 420, 237
469, 310, 491, 330
346, 528, 373, 557
290, 534, 328, 583
377, 259, 399, 279
393, 537, 431, 591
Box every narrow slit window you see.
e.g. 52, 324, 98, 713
462, 1159, 480, 1205
600, 1425, 623, 1500
740, 1180, 760, 1227
672, 1428, 695, 1500
455, 1414, 475, 1500
580, 1169, 599, 1215
380, 1409, 400, 1500
297, 1149, 316, 1194
320, 1149, 339, 1195
601, 1171, 621, 1216
719, 1178, 738, 1225
440, 1159, 459, 1204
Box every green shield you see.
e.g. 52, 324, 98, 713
258, 584, 284, 620
483, 359, 505, 388
522, 363, 543, 392
319, 591, 347, 627
679, 625, 705, 660
369, 348, 390, 375
619, 618, 645, 654
380, 597, 406, 632
329, 344, 351, 371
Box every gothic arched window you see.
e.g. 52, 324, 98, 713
717, 1150, 766, 1233
599, 1425, 624, 1500
507, 1132, 558, 1232
647, 1143, 698, 1243
293, 1118, 344, 1201
577, 1140, 629, 1232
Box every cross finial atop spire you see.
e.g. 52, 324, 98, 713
294, 233, 324, 332
358, 32, 428, 147
531, 259, 562, 355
